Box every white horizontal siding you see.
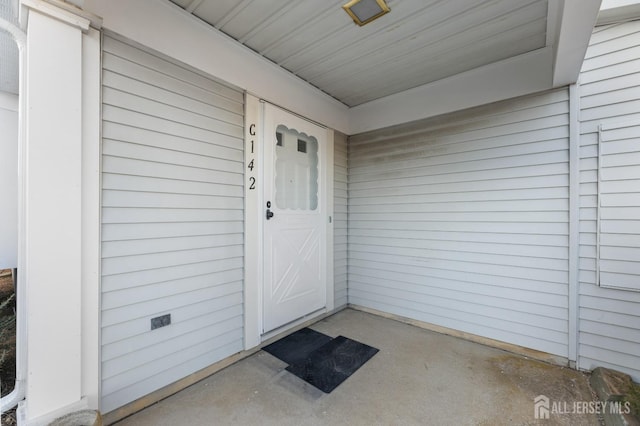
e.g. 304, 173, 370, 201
598, 121, 640, 291
101, 34, 244, 412
334, 131, 348, 308
578, 21, 640, 382
348, 88, 570, 357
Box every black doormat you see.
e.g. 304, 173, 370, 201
263, 328, 379, 393
262, 327, 333, 366
287, 335, 379, 393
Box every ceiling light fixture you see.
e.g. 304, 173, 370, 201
342, 0, 390, 26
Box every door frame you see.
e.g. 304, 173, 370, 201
244, 94, 334, 349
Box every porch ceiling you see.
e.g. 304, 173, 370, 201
167, 0, 594, 108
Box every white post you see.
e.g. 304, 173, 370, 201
568, 84, 580, 368
81, 26, 102, 412
20, 1, 97, 422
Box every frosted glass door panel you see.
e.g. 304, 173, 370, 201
275, 124, 318, 210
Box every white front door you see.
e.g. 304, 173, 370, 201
262, 104, 327, 333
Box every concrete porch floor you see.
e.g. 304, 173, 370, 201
116, 309, 601, 426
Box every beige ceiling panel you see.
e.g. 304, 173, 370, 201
262, 8, 353, 65
169, 0, 552, 106
191, 0, 245, 28
304, 0, 542, 85
243, 1, 343, 53
216, 0, 292, 40
280, 0, 442, 73
170, 0, 192, 8
326, 20, 546, 105
341, 26, 547, 105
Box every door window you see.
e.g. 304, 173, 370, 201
274, 124, 318, 210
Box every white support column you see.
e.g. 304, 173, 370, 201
21, 1, 99, 422
81, 26, 102, 412
568, 84, 580, 368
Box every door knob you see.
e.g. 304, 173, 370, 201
266, 209, 274, 220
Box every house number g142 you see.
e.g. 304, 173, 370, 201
248, 123, 256, 190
